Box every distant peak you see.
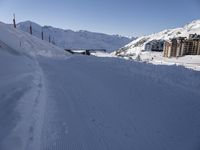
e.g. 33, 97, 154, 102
17, 21, 42, 29
184, 19, 200, 28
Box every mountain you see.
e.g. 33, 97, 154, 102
115, 19, 200, 57
17, 21, 134, 52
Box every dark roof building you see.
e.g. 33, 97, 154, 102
145, 40, 164, 52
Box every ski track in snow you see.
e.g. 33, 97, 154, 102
0, 49, 47, 150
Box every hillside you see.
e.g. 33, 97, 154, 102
114, 19, 200, 70
115, 20, 200, 56
0, 22, 65, 57
17, 21, 133, 52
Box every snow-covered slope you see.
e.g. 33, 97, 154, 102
116, 19, 200, 56
1, 20, 200, 150
17, 21, 133, 52
0, 22, 65, 57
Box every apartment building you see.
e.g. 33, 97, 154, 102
163, 34, 200, 57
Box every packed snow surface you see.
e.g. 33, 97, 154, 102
1, 49, 200, 150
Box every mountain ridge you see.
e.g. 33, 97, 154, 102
17, 21, 134, 52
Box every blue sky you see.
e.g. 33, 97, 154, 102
0, 0, 200, 37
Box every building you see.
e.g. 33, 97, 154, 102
163, 40, 172, 57
198, 41, 200, 55
176, 37, 186, 57
189, 33, 200, 39
184, 40, 195, 55
184, 34, 200, 55
163, 37, 186, 57
170, 38, 178, 57
145, 40, 164, 52
163, 34, 200, 58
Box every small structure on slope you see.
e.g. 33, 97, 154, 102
65, 49, 107, 56
145, 40, 165, 52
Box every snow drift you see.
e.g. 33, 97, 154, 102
0, 22, 65, 57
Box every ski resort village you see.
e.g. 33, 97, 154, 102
0, 1, 200, 150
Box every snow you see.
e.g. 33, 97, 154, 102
1, 50, 200, 150
134, 52, 200, 71
123, 19, 200, 54
91, 51, 116, 58
17, 21, 133, 52
115, 19, 200, 70
0, 21, 200, 150
0, 22, 65, 57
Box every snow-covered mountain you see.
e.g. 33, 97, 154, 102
0, 21, 65, 57
17, 21, 133, 52
115, 19, 200, 57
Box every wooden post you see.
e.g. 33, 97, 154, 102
41, 30, 44, 40
13, 14, 16, 28
30, 23, 32, 35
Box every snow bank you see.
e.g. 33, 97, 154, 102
0, 22, 65, 57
